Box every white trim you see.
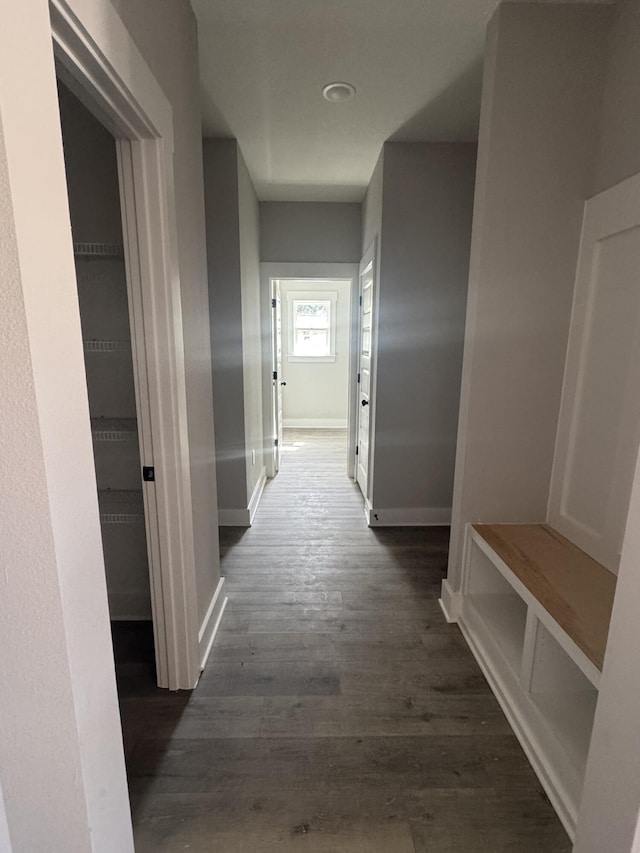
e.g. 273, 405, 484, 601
439, 579, 462, 623
366, 506, 452, 526
283, 419, 348, 429
355, 238, 378, 504
364, 498, 373, 525
198, 578, 228, 671
248, 467, 267, 524
51, 0, 200, 691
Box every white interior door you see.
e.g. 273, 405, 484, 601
548, 172, 640, 573
356, 246, 375, 500
271, 280, 283, 472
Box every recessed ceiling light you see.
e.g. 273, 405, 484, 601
322, 82, 356, 103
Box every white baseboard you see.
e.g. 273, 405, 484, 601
108, 591, 152, 621
439, 579, 462, 623
248, 467, 267, 524
366, 506, 452, 526
218, 468, 267, 527
283, 418, 347, 429
198, 578, 228, 671
364, 498, 373, 525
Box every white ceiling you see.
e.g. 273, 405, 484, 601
192, 0, 501, 202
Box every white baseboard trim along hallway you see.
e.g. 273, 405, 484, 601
438, 579, 462, 623
248, 468, 267, 524
198, 578, 228, 671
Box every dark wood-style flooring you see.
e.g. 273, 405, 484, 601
116, 429, 570, 852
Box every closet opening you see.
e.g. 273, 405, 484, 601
56, 80, 157, 705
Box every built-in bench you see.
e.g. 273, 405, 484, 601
458, 522, 617, 841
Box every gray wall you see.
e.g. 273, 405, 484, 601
203, 140, 248, 511
238, 151, 265, 499
592, 0, 640, 196
204, 140, 264, 515
447, 2, 611, 583
260, 202, 362, 263
361, 143, 475, 516
110, 0, 220, 623
373, 143, 476, 513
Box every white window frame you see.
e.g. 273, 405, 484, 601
286, 290, 338, 362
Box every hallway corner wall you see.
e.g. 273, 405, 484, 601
203, 139, 264, 524
203, 139, 248, 515
360, 144, 476, 524
238, 150, 266, 504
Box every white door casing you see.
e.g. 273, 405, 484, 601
51, 0, 200, 689
356, 241, 376, 501
271, 279, 283, 473
548, 172, 640, 574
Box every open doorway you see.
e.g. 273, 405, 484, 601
269, 277, 354, 475
56, 81, 158, 700
52, 0, 209, 691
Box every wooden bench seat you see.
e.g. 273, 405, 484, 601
472, 523, 617, 671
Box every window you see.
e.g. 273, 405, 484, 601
286, 291, 337, 362
293, 300, 330, 356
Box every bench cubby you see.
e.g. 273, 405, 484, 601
458, 523, 616, 840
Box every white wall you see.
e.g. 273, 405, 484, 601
0, 779, 10, 853
573, 2, 640, 849
575, 446, 640, 852
279, 279, 351, 428
110, 0, 221, 623
446, 2, 610, 587
260, 202, 362, 263
0, 2, 133, 848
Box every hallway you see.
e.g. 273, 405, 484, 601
124, 430, 570, 852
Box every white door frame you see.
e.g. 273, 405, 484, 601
260, 262, 359, 479
51, 0, 200, 690
355, 239, 378, 515
271, 279, 283, 474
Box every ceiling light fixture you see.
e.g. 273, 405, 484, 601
322, 82, 356, 103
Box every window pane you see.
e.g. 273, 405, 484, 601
295, 328, 329, 356
295, 302, 329, 330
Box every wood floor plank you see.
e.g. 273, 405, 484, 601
117, 429, 570, 852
